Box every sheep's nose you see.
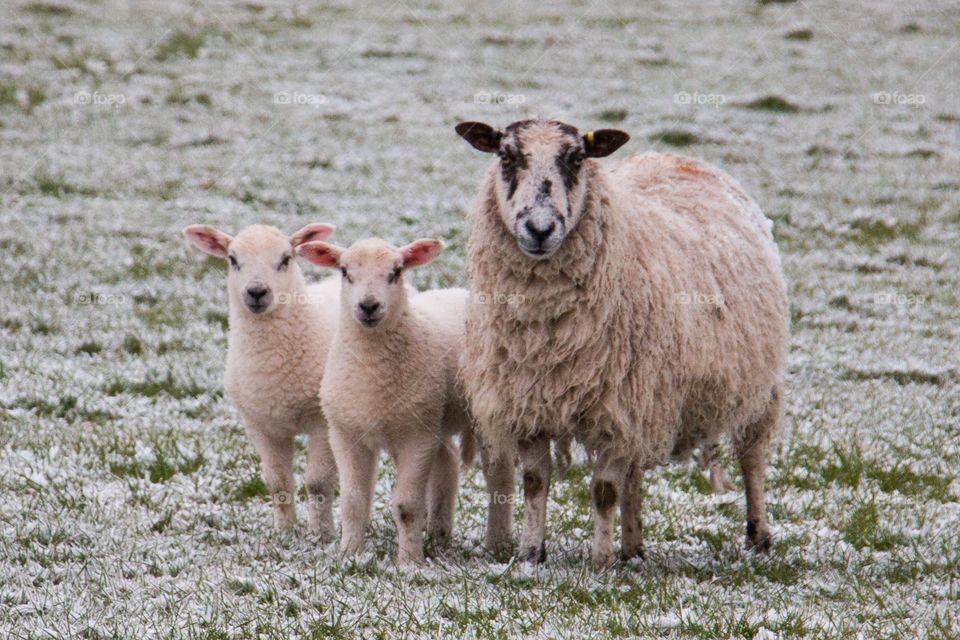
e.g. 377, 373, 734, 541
246, 285, 269, 300
358, 300, 380, 316
525, 219, 556, 243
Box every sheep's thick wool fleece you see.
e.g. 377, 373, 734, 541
461, 152, 789, 465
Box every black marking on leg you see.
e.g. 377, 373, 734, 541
398, 505, 416, 526
746, 519, 757, 539
523, 471, 543, 496
592, 480, 618, 511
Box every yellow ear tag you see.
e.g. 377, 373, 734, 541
586, 130, 595, 147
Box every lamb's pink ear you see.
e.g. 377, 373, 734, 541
297, 241, 342, 268
290, 223, 335, 248
401, 239, 444, 268
183, 225, 232, 258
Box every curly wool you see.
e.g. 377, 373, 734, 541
461, 152, 789, 466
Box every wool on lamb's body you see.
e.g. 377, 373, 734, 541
184, 223, 340, 538
457, 119, 788, 568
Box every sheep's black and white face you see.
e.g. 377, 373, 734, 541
456, 119, 629, 259
183, 223, 335, 317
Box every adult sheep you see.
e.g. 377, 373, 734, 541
455, 119, 789, 569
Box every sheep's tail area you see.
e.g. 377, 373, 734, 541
459, 429, 477, 471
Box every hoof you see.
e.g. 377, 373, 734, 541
518, 542, 546, 564
592, 549, 618, 572
620, 545, 645, 562
745, 520, 772, 553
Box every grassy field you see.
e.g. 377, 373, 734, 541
1, 0, 958, 637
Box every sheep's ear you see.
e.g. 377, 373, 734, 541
583, 129, 630, 158
290, 223, 335, 248
183, 225, 232, 258
297, 241, 342, 268
401, 239, 444, 268
455, 122, 502, 153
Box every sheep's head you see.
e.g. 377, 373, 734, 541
298, 237, 443, 329
455, 119, 629, 259
183, 223, 335, 317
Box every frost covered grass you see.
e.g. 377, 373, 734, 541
0, 0, 958, 638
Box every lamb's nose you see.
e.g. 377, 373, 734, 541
525, 219, 556, 243
358, 300, 380, 316
246, 285, 268, 300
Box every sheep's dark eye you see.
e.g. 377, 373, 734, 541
228, 255, 240, 271
278, 255, 291, 271
340, 266, 353, 284
388, 266, 402, 285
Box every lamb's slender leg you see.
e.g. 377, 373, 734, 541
305, 425, 338, 542
697, 442, 736, 494
330, 428, 378, 557
481, 446, 515, 558
518, 433, 551, 563
391, 435, 437, 564
734, 387, 781, 552
591, 451, 627, 571
620, 461, 644, 561
426, 436, 459, 549
246, 427, 296, 531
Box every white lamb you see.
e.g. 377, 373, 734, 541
183, 223, 340, 539
297, 237, 482, 564
455, 119, 790, 569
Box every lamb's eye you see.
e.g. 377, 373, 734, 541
340, 266, 353, 283
278, 255, 291, 271
388, 266, 402, 284
228, 255, 240, 271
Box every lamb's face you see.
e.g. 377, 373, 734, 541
225, 226, 302, 315
455, 119, 629, 260
183, 222, 335, 317
298, 237, 444, 329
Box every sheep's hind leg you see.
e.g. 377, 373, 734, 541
246, 427, 297, 531
734, 387, 781, 553
481, 447, 515, 559
591, 451, 627, 571
518, 433, 551, 564
305, 425, 338, 543
426, 437, 459, 550
620, 461, 644, 561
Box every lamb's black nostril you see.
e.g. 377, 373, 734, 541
359, 300, 380, 316
525, 220, 556, 243
246, 285, 268, 300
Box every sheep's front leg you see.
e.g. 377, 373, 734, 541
246, 427, 296, 531
518, 433, 551, 564
305, 425, 338, 543
481, 447, 515, 558
392, 436, 437, 564
592, 451, 627, 571
426, 437, 459, 549
330, 428, 378, 558
620, 461, 644, 561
